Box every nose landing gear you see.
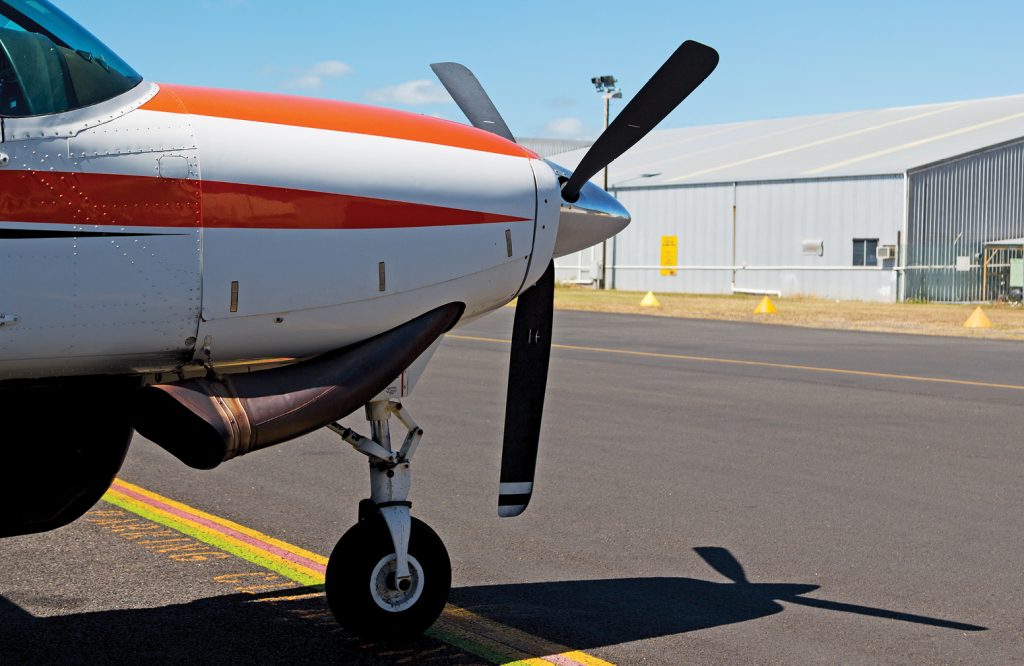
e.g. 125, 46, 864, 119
324, 401, 451, 640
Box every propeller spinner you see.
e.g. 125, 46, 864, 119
431, 40, 718, 516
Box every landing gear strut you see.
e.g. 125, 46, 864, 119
324, 401, 451, 640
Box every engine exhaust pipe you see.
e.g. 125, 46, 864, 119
132, 303, 463, 469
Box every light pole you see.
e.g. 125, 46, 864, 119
591, 75, 621, 288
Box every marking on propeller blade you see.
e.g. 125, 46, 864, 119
446, 334, 1024, 392
102, 479, 614, 666
499, 482, 534, 495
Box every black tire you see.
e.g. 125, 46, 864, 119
0, 383, 134, 538
325, 514, 451, 641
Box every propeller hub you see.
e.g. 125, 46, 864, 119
548, 161, 631, 258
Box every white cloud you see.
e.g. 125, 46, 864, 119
310, 61, 352, 77
543, 116, 588, 139
287, 74, 324, 90
284, 60, 353, 90
365, 79, 452, 106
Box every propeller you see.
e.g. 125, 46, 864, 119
561, 40, 718, 203
498, 261, 554, 516
429, 62, 516, 142
431, 40, 717, 517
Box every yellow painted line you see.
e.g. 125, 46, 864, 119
114, 479, 327, 567
804, 110, 1024, 175
664, 102, 967, 183
104, 484, 325, 586
443, 605, 613, 666
248, 591, 323, 604
446, 334, 1024, 392
103, 479, 614, 666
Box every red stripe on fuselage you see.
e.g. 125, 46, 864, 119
202, 180, 527, 229
0, 171, 529, 230
144, 84, 538, 160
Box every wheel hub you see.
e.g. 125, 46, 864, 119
370, 553, 424, 612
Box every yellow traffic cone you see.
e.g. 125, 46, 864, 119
963, 306, 991, 328
640, 291, 661, 307
753, 295, 777, 314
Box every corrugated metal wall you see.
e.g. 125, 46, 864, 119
905, 140, 1024, 301
733, 177, 902, 301
610, 183, 734, 294
557, 176, 903, 301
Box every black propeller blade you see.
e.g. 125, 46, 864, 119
498, 261, 554, 517
429, 62, 517, 142
561, 40, 719, 203
430, 45, 716, 517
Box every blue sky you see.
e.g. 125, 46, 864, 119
59, 0, 1024, 140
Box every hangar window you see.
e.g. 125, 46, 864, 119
0, 0, 142, 117
853, 238, 878, 266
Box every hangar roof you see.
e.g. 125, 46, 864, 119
517, 137, 593, 159
547, 94, 1024, 187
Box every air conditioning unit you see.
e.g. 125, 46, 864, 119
802, 239, 824, 256
876, 245, 897, 261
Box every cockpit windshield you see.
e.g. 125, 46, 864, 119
0, 0, 142, 117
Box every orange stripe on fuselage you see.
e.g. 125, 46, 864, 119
0, 171, 527, 230
143, 84, 537, 159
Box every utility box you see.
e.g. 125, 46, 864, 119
1011, 258, 1024, 288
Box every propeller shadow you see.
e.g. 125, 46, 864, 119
449, 547, 985, 650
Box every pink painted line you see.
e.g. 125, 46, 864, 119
110, 482, 326, 574
545, 655, 585, 666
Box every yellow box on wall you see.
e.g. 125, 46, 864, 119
660, 235, 678, 276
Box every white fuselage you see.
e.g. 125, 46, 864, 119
0, 82, 561, 381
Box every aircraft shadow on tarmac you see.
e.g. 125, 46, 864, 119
0, 548, 984, 662
0, 587, 472, 664
450, 547, 986, 650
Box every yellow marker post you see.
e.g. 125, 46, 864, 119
753, 295, 777, 314
963, 306, 992, 328
640, 291, 661, 307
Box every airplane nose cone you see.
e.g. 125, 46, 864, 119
553, 178, 631, 258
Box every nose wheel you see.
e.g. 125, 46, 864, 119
325, 513, 450, 640
324, 401, 451, 641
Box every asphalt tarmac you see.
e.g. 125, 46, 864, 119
2, 310, 1022, 664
